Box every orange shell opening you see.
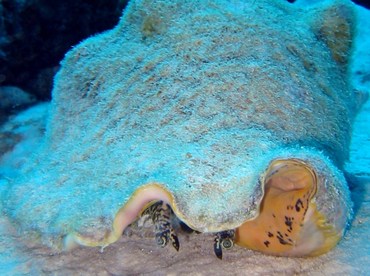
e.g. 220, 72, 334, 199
235, 159, 341, 257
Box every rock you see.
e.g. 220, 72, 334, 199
0, 86, 36, 111
0, 102, 49, 176
0, 85, 37, 125
0, 86, 36, 124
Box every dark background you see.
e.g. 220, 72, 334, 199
0, 0, 128, 100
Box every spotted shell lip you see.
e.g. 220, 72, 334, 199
235, 158, 343, 257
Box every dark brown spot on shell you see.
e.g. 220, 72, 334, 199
295, 199, 304, 212
285, 216, 293, 231
264, 241, 270, 248
277, 236, 289, 245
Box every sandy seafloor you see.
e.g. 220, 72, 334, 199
0, 3, 370, 276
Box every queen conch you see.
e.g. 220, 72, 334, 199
2, 0, 366, 258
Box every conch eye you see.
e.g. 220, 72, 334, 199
156, 234, 168, 247
221, 238, 234, 249
235, 159, 342, 257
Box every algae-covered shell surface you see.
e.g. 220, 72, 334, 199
2, 0, 364, 257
